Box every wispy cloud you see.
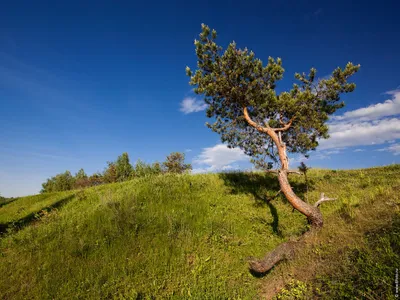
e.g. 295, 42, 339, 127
376, 143, 400, 155
324, 150, 341, 155
192, 144, 248, 173
320, 118, 400, 149
332, 89, 400, 121
0, 52, 95, 115
353, 149, 365, 152
319, 89, 400, 150
180, 97, 207, 114
314, 8, 323, 16
0, 145, 76, 161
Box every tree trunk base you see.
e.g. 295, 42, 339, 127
249, 226, 322, 275
248, 241, 297, 275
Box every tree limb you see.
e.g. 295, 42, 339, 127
266, 190, 282, 202
266, 169, 303, 175
272, 116, 295, 132
314, 193, 337, 208
243, 107, 270, 133
243, 107, 295, 133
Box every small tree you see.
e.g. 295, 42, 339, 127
151, 162, 163, 175
41, 171, 75, 193
103, 162, 118, 183
88, 172, 104, 186
115, 152, 134, 182
74, 168, 90, 189
75, 168, 88, 180
186, 24, 359, 273
163, 152, 192, 174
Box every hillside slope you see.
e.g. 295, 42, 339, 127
0, 165, 399, 299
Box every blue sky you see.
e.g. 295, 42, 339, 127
0, 0, 399, 197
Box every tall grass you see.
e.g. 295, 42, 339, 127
0, 165, 399, 299
0, 191, 75, 225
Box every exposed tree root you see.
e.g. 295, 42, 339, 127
249, 193, 337, 275
249, 241, 298, 275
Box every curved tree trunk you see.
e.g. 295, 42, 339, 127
248, 135, 324, 274
242, 107, 333, 274
267, 129, 323, 229
277, 170, 323, 228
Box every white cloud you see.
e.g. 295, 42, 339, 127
320, 118, 400, 149
376, 143, 400, 155
353, 149, 365, 152
191, 167, 211, 174
221, 165, 233, 170
324, 150, 341, 155
185, 149, 192, 152
332, 90, 400, 121
318, 90, 400, 151
192, 144, 249, 172
179, 97, 207, 114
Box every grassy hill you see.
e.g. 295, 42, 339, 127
0, 165, 399, 299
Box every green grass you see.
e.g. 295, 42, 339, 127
0, 165, 399, 299
0, 191, 75, 225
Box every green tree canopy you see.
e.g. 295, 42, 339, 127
163, 152, 192, 174
103, 162, 118, 183
186, 24, 360, 169
115, 152, 134, 182
75, 168, 88, 180
41, 171, 75, 193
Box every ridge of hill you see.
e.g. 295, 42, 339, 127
0, 165, 399, 299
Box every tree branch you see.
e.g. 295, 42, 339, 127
243, 107, 295, 133
272, 116, 295, 132
266, 169, 303, 175
243, 107, 270, 133
314, 193, 337, 208
266, 190, 282, 202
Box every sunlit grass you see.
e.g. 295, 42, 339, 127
0, 191, 75, 225
0, 165, 399, 299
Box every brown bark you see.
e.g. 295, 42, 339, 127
249, 241, 297, 274
243, 107, 323, 228
243, 107, 326, 274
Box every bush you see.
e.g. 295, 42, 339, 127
133, 160, 163, 177
41, 171, 75, 193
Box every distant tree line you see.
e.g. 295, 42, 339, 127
41, 152, 192, 193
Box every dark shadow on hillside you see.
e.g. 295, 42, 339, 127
0, 198, 18, 208
0, 194, 76, 235
267, 201, 281, 236
219, 172, 315, 236
219, 172, 314, 203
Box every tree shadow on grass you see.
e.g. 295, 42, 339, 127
219, 172, 314, 237
0, 193, 76, 235
0, 198, 18, 208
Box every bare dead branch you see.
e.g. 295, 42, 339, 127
266, 190, 281, 202
266, 169, 303, 175
314, 193, 337, 208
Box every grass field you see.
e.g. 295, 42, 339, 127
0, 165, 399, 299
0, 191, 75, 232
